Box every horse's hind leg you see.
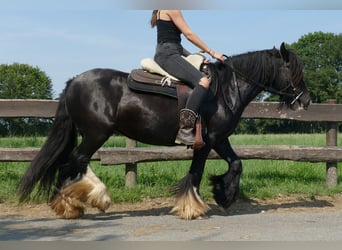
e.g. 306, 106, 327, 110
51, 165, 111, 219
78, 165, 111, 212
50, 134, 111, 219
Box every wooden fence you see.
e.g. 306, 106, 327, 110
0, 99, 341, 187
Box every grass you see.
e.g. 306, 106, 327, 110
0, 134, 342, 204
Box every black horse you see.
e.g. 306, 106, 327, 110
19, 43, 310, 220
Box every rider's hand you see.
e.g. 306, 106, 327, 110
211, 51, 225, 63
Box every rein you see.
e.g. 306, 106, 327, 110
222, 55, 303, 103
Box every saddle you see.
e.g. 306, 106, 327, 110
127, 53, 206, 99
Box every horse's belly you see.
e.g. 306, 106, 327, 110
116, 107, 179, 146
117, 121, 179, 146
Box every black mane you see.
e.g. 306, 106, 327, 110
224, 48, 303, 88
227, 49, 280, 84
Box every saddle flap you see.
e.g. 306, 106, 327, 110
127, 69, 180, 99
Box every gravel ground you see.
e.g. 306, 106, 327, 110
1, 195, 342, 241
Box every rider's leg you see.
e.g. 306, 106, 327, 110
185, 76, 210, 111
175, 76, 210, 146
154, 44, 209, 147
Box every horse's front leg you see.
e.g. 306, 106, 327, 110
211, 138, 242, 210
171, 146, 212, 220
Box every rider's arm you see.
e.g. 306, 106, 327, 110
167, 11, 211, 54
166, 10, 224, 62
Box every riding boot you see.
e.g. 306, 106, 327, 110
175, 85, 208, 147
175, 108, 198, 146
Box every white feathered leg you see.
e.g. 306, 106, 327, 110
50, 166, 111, 219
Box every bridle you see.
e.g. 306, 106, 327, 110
223, 55, 304, 105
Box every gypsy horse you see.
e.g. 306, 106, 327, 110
18, 43, 310, 220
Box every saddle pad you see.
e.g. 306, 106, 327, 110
141, 58, 179, 81
140, 53, 205, 81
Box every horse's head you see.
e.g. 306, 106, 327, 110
273, 43, 311, 110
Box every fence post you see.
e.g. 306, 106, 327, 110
326, 99, 338, 187
125, 137, 137, 188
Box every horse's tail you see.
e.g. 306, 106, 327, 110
18, 84, 77, 202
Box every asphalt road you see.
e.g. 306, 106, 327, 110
1, 203, 342, 241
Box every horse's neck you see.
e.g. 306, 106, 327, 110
218, 53, 275, 112
231, 51, 276, 96
231, 51, 275, 84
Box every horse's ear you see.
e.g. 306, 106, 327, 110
280, 42, 290, 63
272, 46, 278, 56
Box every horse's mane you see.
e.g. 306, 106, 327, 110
287, 50, 304, 85
227, 49, 279, 84
221, 48, 303, 86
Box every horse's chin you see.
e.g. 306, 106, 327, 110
296, 105, 305, 111
289, 101, 308, 111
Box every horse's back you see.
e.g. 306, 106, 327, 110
69, 68, 128, 87
64, 69, 127, 133
65, 68, 128, 101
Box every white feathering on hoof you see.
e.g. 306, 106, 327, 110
50, 183, 88, 219
84, 166, 111, 211
50, 166, 111, 219
171, 186, 209, 220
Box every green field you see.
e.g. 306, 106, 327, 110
0, 134, 341, 204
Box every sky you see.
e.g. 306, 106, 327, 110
1, 1, 341, 98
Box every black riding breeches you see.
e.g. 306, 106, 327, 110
154, 42, 203, 88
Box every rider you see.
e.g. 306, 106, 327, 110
151, 10, 224, 148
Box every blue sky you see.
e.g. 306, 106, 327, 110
1, 1, 341, 97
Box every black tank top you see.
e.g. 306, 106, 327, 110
156, 19, 181, 44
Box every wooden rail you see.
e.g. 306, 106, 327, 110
0, 99, 57, 118
2, 145, 342, 164
1, 99, 342, 121
0, 99, 341, 187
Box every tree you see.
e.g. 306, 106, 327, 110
290, 32, 342, 104
0, 63, 54, 136
0, 63, 53, 99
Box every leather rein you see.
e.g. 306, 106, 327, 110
223, 55, 304, 105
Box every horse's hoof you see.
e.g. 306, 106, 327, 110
170, 204, 208, 220
171, 187, 209, 220
50, 192, 85, 219
88, 192, 111, 212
